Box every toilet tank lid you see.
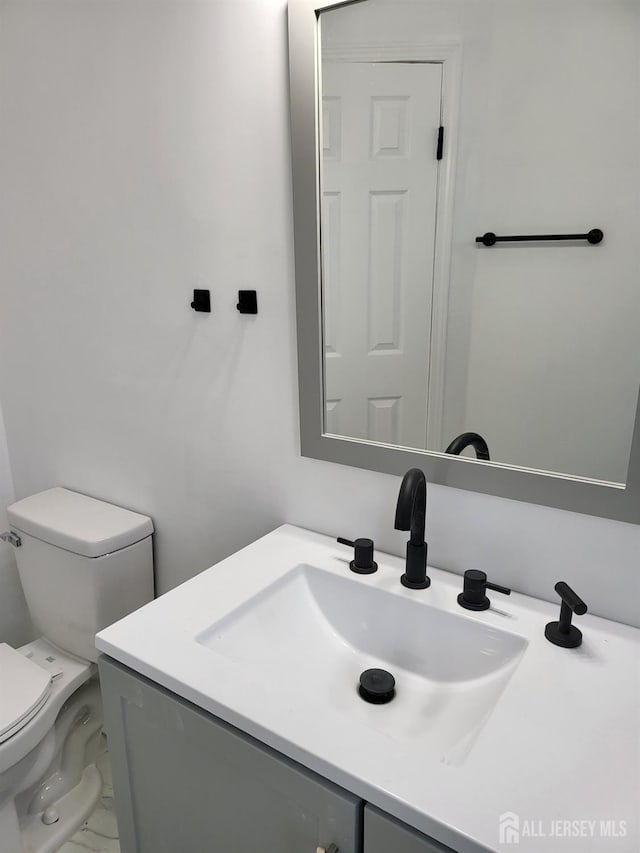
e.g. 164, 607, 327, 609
6, 488, 154, 558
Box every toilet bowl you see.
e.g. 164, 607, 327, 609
0, 488, 154, 853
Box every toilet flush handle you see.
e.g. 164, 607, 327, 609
0, 531, 21, 547
316, 846, 339, 853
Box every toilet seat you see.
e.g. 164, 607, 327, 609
0, 638, 94, 776
0, 644, 52, 744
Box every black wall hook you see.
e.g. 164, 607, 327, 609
237, 290, 258, 314
190, 289, 211, 313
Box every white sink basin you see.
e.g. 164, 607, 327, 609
196, 563, 527, 764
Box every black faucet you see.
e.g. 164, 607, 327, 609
394, 468, 430, 589
445, 432, 490, 461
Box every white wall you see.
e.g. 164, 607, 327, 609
0, 400, 33, 645
0, 0, 638, 631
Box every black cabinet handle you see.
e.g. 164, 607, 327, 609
545, 582, 588, 648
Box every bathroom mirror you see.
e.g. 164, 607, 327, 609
288, 0, 640, 523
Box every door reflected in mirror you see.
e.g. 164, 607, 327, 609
318, 0, 639, 485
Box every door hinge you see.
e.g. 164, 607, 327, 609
436, 125, 444, 160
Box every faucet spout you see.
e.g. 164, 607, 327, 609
394, 468, 426, 545
445, 432, 490, 461
394, 468, 430, 589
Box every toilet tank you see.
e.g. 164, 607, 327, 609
7, 488, 154, 663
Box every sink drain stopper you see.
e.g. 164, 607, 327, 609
358, 668, 395, 704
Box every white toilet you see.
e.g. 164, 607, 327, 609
0, 487, 154, 853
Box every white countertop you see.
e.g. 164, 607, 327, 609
96, 525, 640, 853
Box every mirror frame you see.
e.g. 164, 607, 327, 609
288, 0, 640, 524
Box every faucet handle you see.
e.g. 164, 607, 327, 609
457, 569, 511, 611
337, 537, 378, 575
545, 582, 588, 648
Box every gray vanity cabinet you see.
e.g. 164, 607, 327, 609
364, 805, 456, 853
99, 656, 460, 853
98, 656, 362, 853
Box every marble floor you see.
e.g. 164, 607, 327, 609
57, 738, 121, 853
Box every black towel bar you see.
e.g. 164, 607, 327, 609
476, 228, 603, 246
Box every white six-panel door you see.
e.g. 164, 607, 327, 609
321, 61, 442, 448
